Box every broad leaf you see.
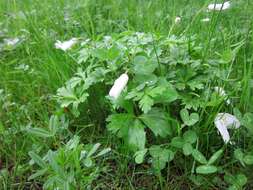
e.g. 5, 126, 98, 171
28, 151, 46, 168
192, 149, 207, 164
140, 108, 171, 137
127, 119, 146, 150
208, 149, 223, 165
183, 130, 197, 144
196, 165, 217, 174
180, 109, 199, 126
134, 149, 147, 164
149, 146, 174, 171
132, 55, 157, 75
183, 143, 193, 156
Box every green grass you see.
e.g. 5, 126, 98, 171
0, 0, 253, 189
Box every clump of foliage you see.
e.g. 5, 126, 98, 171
54, 32, 253, 188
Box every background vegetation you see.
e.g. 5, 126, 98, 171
0, 0, 253, 189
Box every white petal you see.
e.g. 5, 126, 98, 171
4, 38, 20, 46
55, 38, 78, 51
214, 86, 231, 104
214, 113, 240, 143
201, 18, 210, 22
109, 73, 129, 99
208, 1, 230, 11
175, 17, 181, 23
215, 119, 230, 143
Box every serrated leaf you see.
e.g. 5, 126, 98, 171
208, 149, 223, 165
183, 130, 197, 144
192, 149, 207, 164
132, 55, 157, 75
140, 108, 171, 137
196, 165, 217, 174
106, 113, 133, 135
139, 94, 154, 113
128, 119, 146, 150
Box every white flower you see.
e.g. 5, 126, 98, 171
214, 113, 240, 143
4, 38, 20, 46
208, 1, 230, 11
55, 38, 78, 51
214, 86, 231, 104
175, 16, 181, 23
201, 18, 210, 22
109, 73, 129, 99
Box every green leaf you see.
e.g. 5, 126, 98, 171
106, 113, 133, 136
132, 55, 157, 75
208, 149, 223, 165
196, 165, 217, 174
28, 168, 47, 180
134, 149, 147, 164
28, 151, 46, 168
87, 143, 101, 157
153, 78, 178, 103
83, 157, 93, 167
242, 113, 253, 133
139, 94, 154, 113
27, 127, 53, 138
183, 143, 193, 156
171, 137, 184, 149
243, 155, 253, 165
180, 109, 199, 126
192, 149, 207, 164
47, 151, 64, 175
96, 148, 111, 157
183, 130, 197, 144
149, 146, 174, 171
140, 108, 171, 137
49, 115, 59, 135
127, 119, 146, 150
234, 149, 245, 166
236, 174, 247, 186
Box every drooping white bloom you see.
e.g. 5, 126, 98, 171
175, 16, 181, 23
208, 1, 231, 11
4, 38, 20, 46
55, 38, 78, 51
201, 18, 210, 22
214, 113, 240, 143
109, 73, 129, 99
214, 86, 231, 104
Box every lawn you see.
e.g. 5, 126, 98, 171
0, 0, 253, 189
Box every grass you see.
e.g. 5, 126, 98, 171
0, 0, 253, 189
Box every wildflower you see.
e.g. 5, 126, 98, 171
208, 1, 231, 11
214, 86, 231, 104
201, 18, 210, 22
214, 113, 240, 143
175, 16, 181, 23
4, 38, 20, 46
109, 73, 129, 99
55, 38, 78, 51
